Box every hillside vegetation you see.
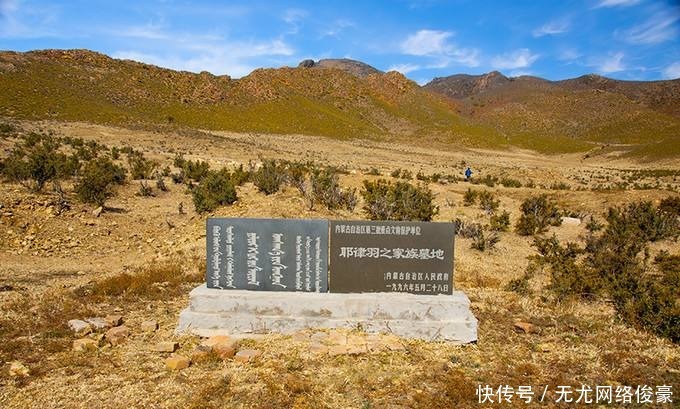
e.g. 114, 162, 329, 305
425, 72, 680, 159
0, 49, 499, 148
1, 49, 680, 158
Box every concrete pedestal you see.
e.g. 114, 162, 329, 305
177, 285, 477, 343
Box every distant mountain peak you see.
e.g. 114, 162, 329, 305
297, 58, 382, 78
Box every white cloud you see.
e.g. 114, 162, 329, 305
401, 29, 453, 56
320, 19, 354, 37
491, 48, 539, 70
509, 70, 533, 77
532, 19, 570, 37
387, 63, 421, 74
594, 0, 640, 8
624, 13, 679, 44
0, 0, 60, 38
110, 24, 294, 78
597, 52, 625, 73
662, 62, 680, 79
282, 8, 307, 24
558, 48, 582, 61
400, 29, 479, 67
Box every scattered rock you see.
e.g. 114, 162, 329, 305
73, 338, 98, 352
514, 321, 538, 334
67, 319, 92, 336
9, 361, 30, 377
105, 314, 124, 327
141, 320, 159, 332
105, 325, 130, 345
328, 345, 349, 356
234, 349, 261, 363
200, 335, 238, 359
190, 345, 213, 362
561, 216, 581, 226
165, 355, 191, 371
93, 206, 103, 217
154, 341, 179, 353
309, 342, 328, 354
86, 317, 110, 330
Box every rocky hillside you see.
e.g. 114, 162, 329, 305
424, 71, 680, 157
0, 49, 498, 146
1, 49, 679, 158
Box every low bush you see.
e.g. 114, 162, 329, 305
489, 210, 511, 232
529, 200, 680, 343
137, 181, 155, 197
174, 154, 210, 182
192, 169, 238, 213
478, 191, 500, 215
156, 173, 168, 192
1, 132, 70, 191
500, 178, 522, 188
658, 196, 680, 217
361, 179, 438, 221
127, 151, 157, 179
252, 159, 284, 195
463, 188, 477, 206
310, 167, 357, 211
470, 230, 500, 252
516, 194, 562, 236
75, 157, 126, 206
366, 167, 381, 176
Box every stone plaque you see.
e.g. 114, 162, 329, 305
329, 220, 455, 294
206, 218, 329, 292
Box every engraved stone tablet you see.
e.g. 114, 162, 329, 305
329, 220, 455, 294
206, 218, 329, 292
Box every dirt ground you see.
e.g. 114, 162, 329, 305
0, 121, 678, 408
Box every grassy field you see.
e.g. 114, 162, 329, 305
0, 120, 677, 408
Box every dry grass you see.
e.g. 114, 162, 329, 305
0, 121, 678, 408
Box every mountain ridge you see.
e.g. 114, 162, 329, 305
1, 49, 679, 158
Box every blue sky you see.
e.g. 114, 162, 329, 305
1, 0, 679, 82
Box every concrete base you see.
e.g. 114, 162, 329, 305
177, 285, 477, 343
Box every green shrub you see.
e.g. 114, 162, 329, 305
478, 191, 500, 215
192, 170, 237, 213
230, 164, 250, 186
75, 157, 126, 206
156, 173, 168, 192
1, 132, 69, 191
516, 194, 562, 236
530, 200, 680, 343
127, 151, 157, 179
361, 179, 438, 221
471, 174, 497, 187
462, 188, 477, 206
137, 181, 155, 197
390, 168, 402, 178
500, 178, 522, 188
366, 167, 381, 176
0, 122, 16, 137
658, 196, 680, 217
310, 167, 357, 211
470, 230, 500, 252
489, 210, 511, 232
605, 201, 679, 242
252, 159, 284, 195
550, 182, 571, 190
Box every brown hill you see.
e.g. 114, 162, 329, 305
0, 49, 495, 145
424, 71, 680, 156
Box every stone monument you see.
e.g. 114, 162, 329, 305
177, 217, 477, 343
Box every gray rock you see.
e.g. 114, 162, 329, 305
68, 319, 92, 335
93, 206, 103, 217
298, 59, 315, 68
86, 317, 110, 330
